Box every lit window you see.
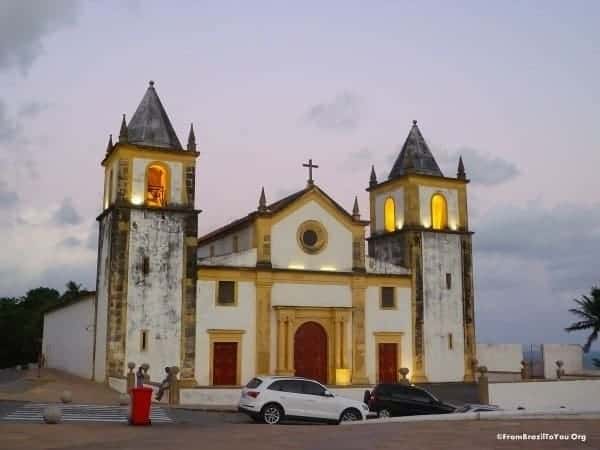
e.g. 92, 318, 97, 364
146, 164, 168, 206
217, 281, 236, 306
380, 286, 396, 309
431, 193, 448, 230
384, 197, 395, 232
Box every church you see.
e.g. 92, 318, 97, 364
46, 81, 476, 391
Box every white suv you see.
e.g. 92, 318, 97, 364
238, 376, 370, 425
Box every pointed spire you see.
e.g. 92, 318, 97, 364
187, 123, 197, 151
119, 114, 128, 143
105, 134, 113, 154
258, 187, 267, 212
457, 155, 466, 179
388, 120, 443, 179
352, 196, 360, 220
369, 165, 378, 187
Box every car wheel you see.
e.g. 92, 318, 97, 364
261, 403, 283, 425
378, 409, 391, 419
339, 408, 361, 423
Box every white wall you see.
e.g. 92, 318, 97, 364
364, 286, 413, 383
195, 280, 256, 386
374, 188, 404, 233
271, 200, 353, 271
543, 344, 583, 379
198, 225, 255, 258
124, 210, 184, 382
94, 215, 111, 382
43, 296, 95, 379
422, 232, 465, 382
271, 283, 351, 308
198, 248, 257, 267
489, 380, 600, 411
131, 158, 184, 205
476, 344, 522, 372
418, 186, 459, 230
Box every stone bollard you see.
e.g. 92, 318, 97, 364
118, 393, 130, 406
476, 366, 489, 405
43, 406, 62, 424
556, 360, 565, 379
168, 366, 180, 405
520, 360, 530, 380
126, 362, 136, 391
141, 363, 150, 384
60, 390, 72, 404
398, 367, 410, 385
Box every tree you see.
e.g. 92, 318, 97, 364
565, 287, 600, 352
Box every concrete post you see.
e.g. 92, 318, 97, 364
126, 362, 136, 391
477, 366, 489, 405
141, 363, 150, 384
168, 366, 180, 405
556, 360, 565, 379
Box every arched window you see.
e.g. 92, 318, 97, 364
384, 197, 396, 232
431, 193, 448, 230
146, 164, 168, 207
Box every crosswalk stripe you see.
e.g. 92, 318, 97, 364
1, 403, 173, 423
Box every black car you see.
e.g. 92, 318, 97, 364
367, 384, 456, 417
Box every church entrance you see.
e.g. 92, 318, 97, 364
378, 343, 398, 383
294, 321, 328, 384
212, 342, 237, 385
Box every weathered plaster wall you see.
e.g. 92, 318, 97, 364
94, 215, 111, 382
364, 286, 413, 383
476, 344, 523, 372
418, 186, 459, 229
43, 296, 95, 379
374, 188, 404, 232
271, 283, 351, 308
195, 280, 256, 386
489, 379, 600, 411
131, 158, 184, 205
271, 200, 353, 271
421, 232, 465, 382
124, 209, 184, 382
365, 256, 410, 275
543, 344, 583, 378
197, 225, 255, 258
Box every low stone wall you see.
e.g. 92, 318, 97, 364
486, 371, 521, 382
488, 379, 600, 411
542, 344, 583, 379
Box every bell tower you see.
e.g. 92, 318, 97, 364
94, 81, 200, 385
367, 121, 476, 382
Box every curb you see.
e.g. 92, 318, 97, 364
341, 409, 600, 426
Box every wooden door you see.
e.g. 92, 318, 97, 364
294, 321, 328, 384
213, 342, 237, 385
378, 343, 398, 383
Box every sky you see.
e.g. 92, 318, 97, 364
0, 0, 599, 348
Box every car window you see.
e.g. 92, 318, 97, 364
302, 381, 326, 396
405, 388, 434, 403
268, 380, 303, 393
245, 378, 262, 389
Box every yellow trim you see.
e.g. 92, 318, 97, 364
379, 286, 397, 309
215, 280, 238, 307
297, 219, 328, 254
374, 331, 403, 384
207, 329, 244, 386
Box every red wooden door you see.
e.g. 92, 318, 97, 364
213, 342, 237, 385
378, 343, 398, 383
294, 321, 328, 384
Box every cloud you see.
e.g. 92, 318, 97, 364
18, 101, 49, 118
0, 0, 80, 74
52, 197, 82, 226
58, 236, 82, 248
474, 202, 600, 346
0, 101, 18, 143
303, 92, 363, 131
343, 147, 374, 171
0, 179, 18, 208
437, 147, 519, 186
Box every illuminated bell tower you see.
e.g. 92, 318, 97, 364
94, 81, 200, 385
367, 121, 476, 383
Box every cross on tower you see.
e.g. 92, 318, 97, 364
302, 158, 319, 185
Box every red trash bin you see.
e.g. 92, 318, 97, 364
129, 387, 153, 425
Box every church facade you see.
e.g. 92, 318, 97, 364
92, 82, 476, 388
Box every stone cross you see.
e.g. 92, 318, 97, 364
302, 159, 319, 185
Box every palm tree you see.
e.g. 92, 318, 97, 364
565, 287, 600, 352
